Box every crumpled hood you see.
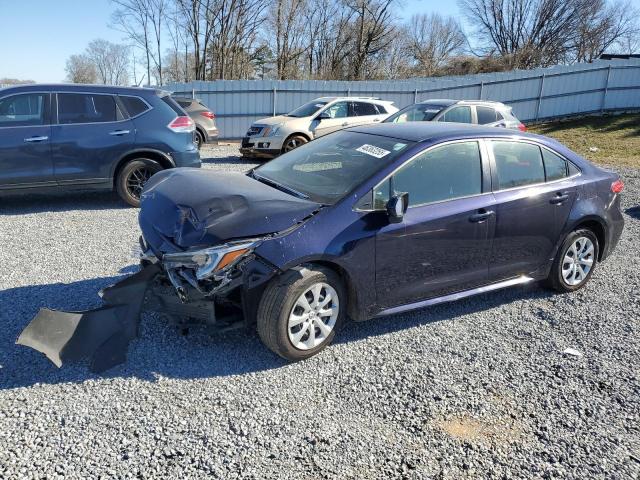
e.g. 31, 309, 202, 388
139, 168, 321, 253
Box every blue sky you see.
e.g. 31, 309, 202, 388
0, 0, 633, 82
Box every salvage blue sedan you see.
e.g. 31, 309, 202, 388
17, 122, 625, 371
136, 122, 624, 360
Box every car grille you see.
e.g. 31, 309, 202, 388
247, 126, 263, 136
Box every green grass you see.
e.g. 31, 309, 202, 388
530, 114, 640, 169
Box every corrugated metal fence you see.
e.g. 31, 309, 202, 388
168, 59, 640, 139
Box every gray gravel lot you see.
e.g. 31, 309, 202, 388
0, 144, 638, 479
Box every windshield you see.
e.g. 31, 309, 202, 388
253, 131, 414, 204
286, 100, 328, 118
385, 103, 445, 123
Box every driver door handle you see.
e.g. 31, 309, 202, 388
469, 209, 495, 223
341, 122, 349, 127
24, 136, 48, 143
550, 192, 570, 204
109, 129, 130, 136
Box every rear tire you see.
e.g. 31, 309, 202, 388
257, 265, 346, 361
544, 228, 599, 292
115, 159, 163, 207
194, 130, 204, 150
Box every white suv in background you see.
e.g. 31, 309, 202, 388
240, 97, 398, 158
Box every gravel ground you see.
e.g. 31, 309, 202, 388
0, 145, 638, 479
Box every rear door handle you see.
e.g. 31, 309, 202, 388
469, 209, 495, 223
24, 136, 48, 143
109, 130, 130, 136
373, 118, 380, 122
341, 122, 349, 127
550, 193, 570, 204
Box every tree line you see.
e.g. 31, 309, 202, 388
65, 0, 639, 86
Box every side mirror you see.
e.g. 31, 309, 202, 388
386, 192, 408, 223
317, 111, 331, 120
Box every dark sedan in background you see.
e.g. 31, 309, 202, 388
0, 84, 201, 206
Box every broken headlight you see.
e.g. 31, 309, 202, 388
162, 241, 259, 280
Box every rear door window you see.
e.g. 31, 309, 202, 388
57, 93, 123, 124
374, 104, 388, 115
439, 106, 472, 123
0, 93, 47, 127
476, 106, 498, 124
120, 95, 150, 117
374, 141, 482, 208
542, 148, 569, 181
491, 141, 545, 189
352, 102, 378, 116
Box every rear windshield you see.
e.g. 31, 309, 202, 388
385, 103, 445, 123
253, 130, 414, 204
161, 95, 186, 115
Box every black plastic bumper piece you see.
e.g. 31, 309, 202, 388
16, 264, 161, 373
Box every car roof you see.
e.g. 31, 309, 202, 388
348, 122, 534, 143
315, 96, 393, 104
419, 98, 508, 108
0, 83, 167, 97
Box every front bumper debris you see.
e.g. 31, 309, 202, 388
16, 265, 160, 373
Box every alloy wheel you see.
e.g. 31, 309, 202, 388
288, 282, 339, 350
284, 138, 300, 152
561, 236, 595, 286
126, 166, 154, 200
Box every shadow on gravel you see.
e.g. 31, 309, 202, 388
625, 206, 640, 220
0, 272, 551, 390
0, 191, 128, 215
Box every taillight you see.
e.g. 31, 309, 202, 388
200, 111, 215, 120
518, 123, 527, 132
611, 179, 624, 194
167, 116, 195, 133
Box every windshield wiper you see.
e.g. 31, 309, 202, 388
250, 172, 310, 199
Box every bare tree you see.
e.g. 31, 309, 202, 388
574, 0, 639, 62
85, 39, 130, 85
345, 0, 398, 79
459, 0, 597, 67
406, 13, 466, 76
268, 0, 309, 79
111, 0, 153, 84
65, 54, 99, 83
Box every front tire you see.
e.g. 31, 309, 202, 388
282, 135, 308, 153
545, 229, 599, 292
115, 159, 163, 207
257, 266, 346, 360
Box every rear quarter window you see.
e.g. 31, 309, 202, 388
161, 95, 186, 115
119, 96, 150, 117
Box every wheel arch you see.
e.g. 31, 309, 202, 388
112, 149, 175, 189
571, 217, 607, 261
281, 132, 311, 152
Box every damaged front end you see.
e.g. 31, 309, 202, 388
16, 239, 274, 373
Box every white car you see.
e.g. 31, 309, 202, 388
240, 97, 398, 158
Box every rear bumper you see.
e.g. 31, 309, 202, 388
171, 150, 201, 168
202, 127, 219, 144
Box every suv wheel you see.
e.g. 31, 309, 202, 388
257, 265, 346, 360
194, 130, 204, 150
116, 159, 163, 207
545, 229, 599, 292
282, 135, 308, 153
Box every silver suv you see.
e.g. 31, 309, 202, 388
240, 97, 398, 158
384, 99, 526, 131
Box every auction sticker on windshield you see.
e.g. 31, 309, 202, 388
356, 144, 391, 158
